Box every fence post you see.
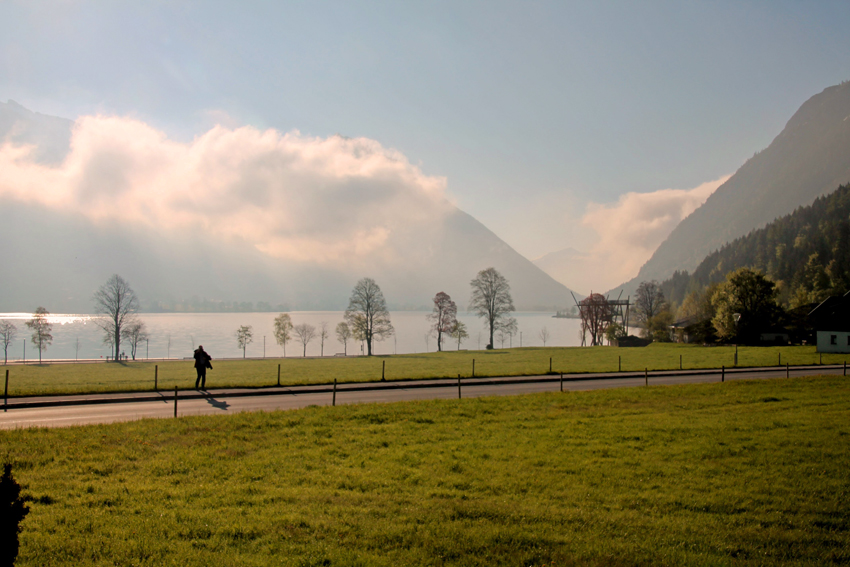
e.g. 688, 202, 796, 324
819, 353, 822, 365
173, 387, 178, 418
560, 372, 563, 392
679, 354, 682, 370
645, 368, 648, 386
721, 365, 725, 383
618, 356, 621, 372
472, 359, 475, 378
277, 364, 281, 387
786, 362, 789, 379
778, 352, 781, 366
549, 357, 552, 373
382, 360, 385, 381
154, 365, 158, 391
844, 360, 847, 377
4, 368, 8, 412
458, 374, 461, 399
333, 378, 337, 407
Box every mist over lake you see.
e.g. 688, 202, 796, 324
0, 311, 595, 362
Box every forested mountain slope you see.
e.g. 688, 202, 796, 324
610, 81, 850, 298
660, 184, 850, 310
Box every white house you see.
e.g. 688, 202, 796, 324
809, 292, 850, 354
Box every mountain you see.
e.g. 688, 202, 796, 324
659, 183, 850, 309
0, 101, 574, 312
0, 100, 73, 164
609, 81, 850, 297
532, 248, 592, 296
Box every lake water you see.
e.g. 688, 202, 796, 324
0, 311, 598, 361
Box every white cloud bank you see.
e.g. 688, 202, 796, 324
0, 115, 452, 265
536, 176, 730, 294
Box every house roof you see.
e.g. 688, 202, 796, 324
808, 292, 850, 332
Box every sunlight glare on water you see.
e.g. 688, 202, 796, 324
0, 311, 592, 361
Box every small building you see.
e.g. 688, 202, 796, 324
669, 316, 699, 343
759, 326, 790, 345
808, 291, 850, 354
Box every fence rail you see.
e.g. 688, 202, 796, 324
4, 363, 846, 412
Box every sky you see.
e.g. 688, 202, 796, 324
2, 1, 850, 292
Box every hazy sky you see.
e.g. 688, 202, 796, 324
2, 1, 850, 290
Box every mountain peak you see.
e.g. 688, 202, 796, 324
608, 80, 850, 297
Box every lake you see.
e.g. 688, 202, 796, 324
0, 311, 597, 361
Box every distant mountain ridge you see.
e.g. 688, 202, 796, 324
0, 101, 575, 312
608, 81, 850, 297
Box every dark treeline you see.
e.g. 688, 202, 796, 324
143, 299, 290, 313
661, 184, 850, 312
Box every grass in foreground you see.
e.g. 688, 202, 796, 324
3, 343, 849, 398
2, 375, 849, 565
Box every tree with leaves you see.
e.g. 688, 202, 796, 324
293, 323, 317, 357
604, 322, 626, 345
578, 293, 612, 346
26, 307, 52, 363
273, 313, 294, 357
711, 268, 780, 343
344, 278, 394, 356
335, 321, 352, 355
121, 320, 149, 360
235, 325, 253, 358
469, 267, 515, 350
428, 292, 457, 352
450, 320, 468, 350
0, 321, 16, 364
93, 274, 140, 362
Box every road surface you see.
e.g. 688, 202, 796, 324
1, 365, 844, 429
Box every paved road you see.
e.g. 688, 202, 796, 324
1, 365, 845, 429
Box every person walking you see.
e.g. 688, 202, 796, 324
194, 345, 212, 389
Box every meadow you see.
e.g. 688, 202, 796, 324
2, 375, 848, 565
2, 343, 848, 398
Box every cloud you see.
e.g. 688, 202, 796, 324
565, 176, 730, 292
0, 115, 452, 265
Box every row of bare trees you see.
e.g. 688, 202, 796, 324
1, 274, 149, 363
3, 266, 522, 362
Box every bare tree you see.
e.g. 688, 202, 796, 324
344, 278, 394, 356
335, 321, 352, 355
0, 321, 16, 364
26, 307, 52, 363
428, 292, 457, 352
293, 323, 317, 357
93, 274, 140, 362
319, 321, 329, 357
469, 267, 515, 349
121, 320, 149, 361
450, 320, 469, 350
273, 313, 293, 357
539, 326, 550, 346
497, 317, 518, 348
635, 281, 667, 336
235, 325, 253, 358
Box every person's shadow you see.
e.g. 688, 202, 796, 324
201, 392, 229, 410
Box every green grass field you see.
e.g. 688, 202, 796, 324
2, 375, 848, 565
3, 343, 848, 398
